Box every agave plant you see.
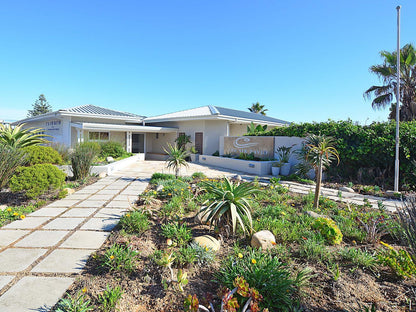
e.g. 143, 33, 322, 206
0, 123, 49, 148
163, 143, 189, 177
199, 178, 260, 235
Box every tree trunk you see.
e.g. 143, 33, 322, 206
313, 158, 323, 209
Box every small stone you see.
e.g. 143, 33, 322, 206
251, 230, 276, 250
305, 211, 327, 219
99, 172, 107, 178
339, 186, 354, 193
0, 205, 7, 211
235, 175, 242, 181
156, 185, 164, 192
63, 188, 75, 195
106, 156, 115, 163
386, 190, 401, 198
193, 235, 220, 252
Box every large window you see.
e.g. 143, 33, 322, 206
88, 131, 109, 141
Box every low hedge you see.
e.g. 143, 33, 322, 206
262, 120, 416, 188
24, 146, 63, 165
9, 164, 66, 198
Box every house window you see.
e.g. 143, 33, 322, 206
88, 131, 109, 141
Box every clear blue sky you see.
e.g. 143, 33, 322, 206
0, 0, 414, 123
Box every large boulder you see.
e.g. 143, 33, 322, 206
251, 230, 276, 250
339, 186, 355, 193
193, 235, 220, 252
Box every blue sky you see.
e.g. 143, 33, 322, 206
0, 0, 414, 123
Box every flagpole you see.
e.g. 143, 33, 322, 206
394, 5, 401, 192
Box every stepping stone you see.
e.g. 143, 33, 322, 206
60, 208, 97, 217
46, 200, 79, 208
42, 218, 85, 230
32, 249, 94, 273
0, 248, 47, 272
88, 194, 114, 201
80, 218, 119, 231
0, 276, 13, 291
106, 200, 131, 209
104, 183, 130, 190
120, 189, 139, 196
65, 193, 91, 200
113, 195, 137, 203
75, 188, 97, 194
28, 207, 67, 217
0, 230, 30, 247
95, 208, 127, 219
0, 276, 74, 312
75, 200, 107, 208
61, 231, 110, 249
96, 189, 120, 195
15, 230, 69, 247
3, 217, 50, 230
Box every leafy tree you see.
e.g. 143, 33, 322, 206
364, 44, 416, 121
0, 124, 49, 148
248, 102, 268, 115
305, 134, 339, 209
246, 122, 267, 135
163, 143, 189, 177
27, 94, 52, 117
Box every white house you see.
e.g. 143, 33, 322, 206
14, 104, 289, 159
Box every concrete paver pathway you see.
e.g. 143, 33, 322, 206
0, 159, 404, 311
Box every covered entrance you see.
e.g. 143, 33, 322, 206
132, 133, 145, 153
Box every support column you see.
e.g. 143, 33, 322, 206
126, 131, 132, 153
76, 129, 84, 144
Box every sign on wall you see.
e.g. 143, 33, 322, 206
45, 120, 61, 132
223, 136, 274, 159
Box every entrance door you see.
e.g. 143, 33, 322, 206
132, 134, 144, 153
195, 132, 203, 154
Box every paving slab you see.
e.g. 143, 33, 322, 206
95, 208, 127, 219
0, 230, 30, 247
106, 200, 131, 209
80, 218, 119, 231
103, 183, 130, 190
0, 276, 74, 312
15, 230, 69, 247
74, 188, 98, 194
0, 248, 47, 272
65, 193, 91, 200
60, 208, 97, 217
88, 194, 115, 201
96, 189, 120, 195
42, 217, 85, 230
0, 276, 13, 291
75, 200, 107, 208
46, 199, 80, 208
61, 231, 110, 249
28, 207, 67, 217
32, 249, 94, 273
3, 217, 50, 230
113, 195, 137, 203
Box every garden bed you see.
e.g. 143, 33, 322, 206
52, 174, 416, 312
199, 155, 274, 175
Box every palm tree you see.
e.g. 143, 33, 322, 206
364, 43, 416, 121
163, 143, 189, 177
248, 102, 268, 115
0, 124, 49, 148
305, 134, 339, 209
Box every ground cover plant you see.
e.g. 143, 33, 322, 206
53, 174, 416, 312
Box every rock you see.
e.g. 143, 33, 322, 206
99, 172, 107, 178
251, 230, 276, 250
63, 188, 75, 195
106, 156, 115, 163
235, 175, 242, 181
156, 185, 164, 192
194, 235, 220, 252
0, 205, 7, 211
305, 211, 327, 219
386, 190, 401, 198
195, 207, 210, 225
339, 186, 355, 193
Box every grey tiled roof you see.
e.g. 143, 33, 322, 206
214, 106, 290, 125
61, 105, 144, 118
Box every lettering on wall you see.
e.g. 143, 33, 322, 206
45, 120, 61, 132
224, 136, 274, 159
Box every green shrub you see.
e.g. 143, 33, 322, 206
174, 246, 197, 267
9, 164, 66, 199
71, 144, 99, 180
24, 145, 63, 165
97, 285, 123, 312
99, 243, 139, 274
340, 247, 378, 270
216, 248, 311, 311
299, 236, 332, 263
159, 196, 185, 219
0, 204, 38, 227
150, 172, 176, 183
378, 242, 416, 279
119, 211, 150, 235
80, 141, 101, 155
100, 141, 126, 158
0, 145, 27, 189
55, 290, 93, 312
313, 217, 343, 245
160, 222, 192, 247
188, 242, 215, 266
191, 172, 206, 180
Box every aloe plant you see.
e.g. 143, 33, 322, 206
0, 123, 49, 148
199, 178, 260, 235
163, 143, 189, 177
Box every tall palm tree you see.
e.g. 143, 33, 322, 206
364, 43, 416, 121
305, 134, 339, 209
248, 102, 268, 115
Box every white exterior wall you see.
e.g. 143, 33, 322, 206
203, 120, 228, 155
146, 132, 176, 154
20, 117, 72, 147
